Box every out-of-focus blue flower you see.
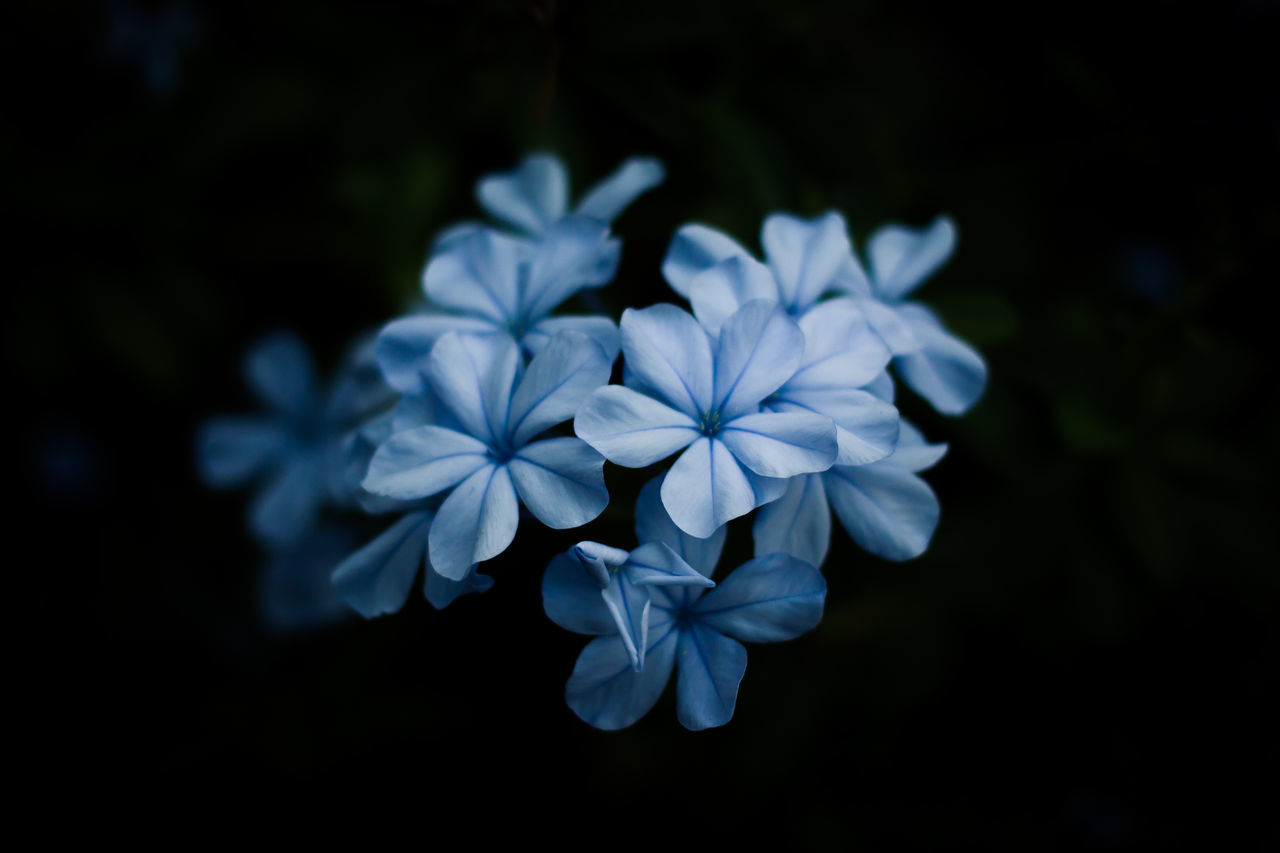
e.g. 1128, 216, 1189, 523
544, 540, 712, 671
841, 217, 988, 415
376, 218, 622, 393
548, 478, 826, 730
197, 331, 394, 548
575, 300, 838, 538
259, 524, 357, 632
362, 330, 613, 581
754, 420, 946, 565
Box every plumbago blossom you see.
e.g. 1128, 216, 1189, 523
197, 151, 988, 731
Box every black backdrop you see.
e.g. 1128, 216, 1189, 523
14, 1, 1279, 843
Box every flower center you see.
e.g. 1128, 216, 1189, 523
698, 409, 722, 437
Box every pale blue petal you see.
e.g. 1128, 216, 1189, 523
662, 223, 753, 298
331, 511, 431, 618
424, 566, 493, 610
422, 229, 524, 324
574, 385, 699, 467
508, 437, 608, 529
748, 471, 789, 508
824, 463, 939, 561
868, 216, 956, 301
244, 331, 317, 418
430, 221, 486, 254
661, 437, 758, 538
601, 573, 652, 670
507, 330, 612, 447
713, 300, 804, 419
574, 157, 666, 222
362, 425, 491, 501
428, 464, 519, 579
375, 314, 500, 394
760, 211, 854, 312
426, 332, 521, 447
719, 410, 837, 477
542, 551, 617, 634
250, 454, 324, 547
619, 304, 714, 417
522, 216, 615, 321
581, 237, 622, 288
863, 370, 896, 403
196, 416, 289, 487
894, 303, 988, 416
566, 620, 679, 730
675, 624, 747, 730
687, 255, 779, 335
854, 297, 922, 356
889, 420, 949, 472
391, 388, 461, 434
476, 153, 569, 235
751, 474, 830, 567
523, 315, 620, 362
573, 541, 631, 586
634, 476, 725, 579
625, 542, 714, 588
767, 389, 899, 466
693, 552, 827, 643
787, 298, 892, 390
831, 248, 874, 297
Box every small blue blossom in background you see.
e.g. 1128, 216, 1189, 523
195, 151, 987, 730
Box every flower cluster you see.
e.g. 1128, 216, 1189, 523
197, 152, 986, 727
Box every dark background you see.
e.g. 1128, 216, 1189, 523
14, 0, 1279, 843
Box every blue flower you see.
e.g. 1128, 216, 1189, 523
575, 300, 839, 538
362, 330, 613, 580
842, 217, 988, 415
753, 419, 947, 565
197, 331, 394, 548
545, 540, 713, 671
259, 523, 357, 632
546, 478, 826, 730
375, 218, 623, 394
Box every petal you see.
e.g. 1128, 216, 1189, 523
894, 304, 988, 416
196, 416, 289, 487
565, 622, 679, 730
854, 297, 922, 356
867, 216, 956, 301
661, 437, 759, 538
523, 315, 620, 363
573, 541, 631, 586
787, 298, 892, 391
362, 425, 491, 501
634, 476, 726, 579
428, 464, 519, 580
249, 454, 324, 547
426, 332, 520, 447
521, 216, 615, 321
687, 255, 779, 335
422, 229, 524, 324
330, 511, 432, 618
751, 474, 831, 567
507, 330, 612, 447
542, 551, 617, 635
760, 211, 854, 312
824, 463, 939, 561
573, 156, 666, 222
718, 411, 838, 478
675, 624, 747, 730
375, 314, 499, 394
693, 552, 827, 643
767, 389, 899, 466
619, 304, 714, 417
323, 334, 395, 425
424, 566, 494, 610
601, 574, 652, 670
661, 223, 753, 298
624, 542, 714, 588
713, 300, 804, 419
888, 419, 949, 472
574, 385, 699, 467
508, 438, 608, 529
863, 370, 896, 403
243, 330, 317, 418
475, 152, 568, 234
